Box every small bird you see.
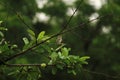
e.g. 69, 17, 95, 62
56, 35, 62, 45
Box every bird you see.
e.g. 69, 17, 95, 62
56, 35, 62, 45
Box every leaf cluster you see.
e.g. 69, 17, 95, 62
0, 26, 90, 80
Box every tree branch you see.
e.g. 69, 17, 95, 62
0, 1, 112, 64
5, 63, 120, 79
83, 69, 120, 79
2, 14, 112, 64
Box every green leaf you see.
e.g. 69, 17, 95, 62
0, 44, 10, 53
27, 29, 35, 37
11, 44, 18, 49
72, 70, 77, 75
0, 31, 4, 37
79, 56, 90, 61
0, 27, 8, 31
52, 67, 57, 75
0, 21, 3, 24
61, 47, 70, 57
56, 64, 64, 70
79, 56, 90, 64
23, 37, 29, 45
50, 52, 58, 62
22, 37, 31, 50
8, 70, 19, 76
58, 51, 62, 57
41, 44, 51, 53
37, 31, 45, 42
67, 70, 76, 75
64, 58, 70, 65
27, 29, 36, 40
58, 51, 65, 59
48, 60, 53, 65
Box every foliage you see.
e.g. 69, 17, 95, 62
0, 0, 120, 80
0, 26, 90, 80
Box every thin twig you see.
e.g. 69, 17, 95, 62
0, 2, 33, 30
61, 14, 112, 35
60, 0, 83, 33
6, 63, 55, 67
6, 64, 43, 67
83, 69, 120, 79
16, 12, 33, 30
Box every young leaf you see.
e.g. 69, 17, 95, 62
67, 70, 76, 75
72, 70, 77, 75
23, 37, 29, 45
11, 44, 18, 49
0, 31, 4, 37
37, 31, 45, 42
61, 47, 70, 57
79, 56, 90, 61
52, 67, 57, 75
27, 29, 35, 36
79, 56, 90, 64
50, 52, 58, 62
0, 27, 8, 31
58, 52, 62, 57
56, 64, 64, 70
22, 41, 34, 50
27, 29, 36, 40
0, 21, 2, 23
8, 70, 19, 76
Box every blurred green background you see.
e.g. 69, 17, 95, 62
0, 0, 120, 80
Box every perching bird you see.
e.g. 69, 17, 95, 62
56, 35, 62, 45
